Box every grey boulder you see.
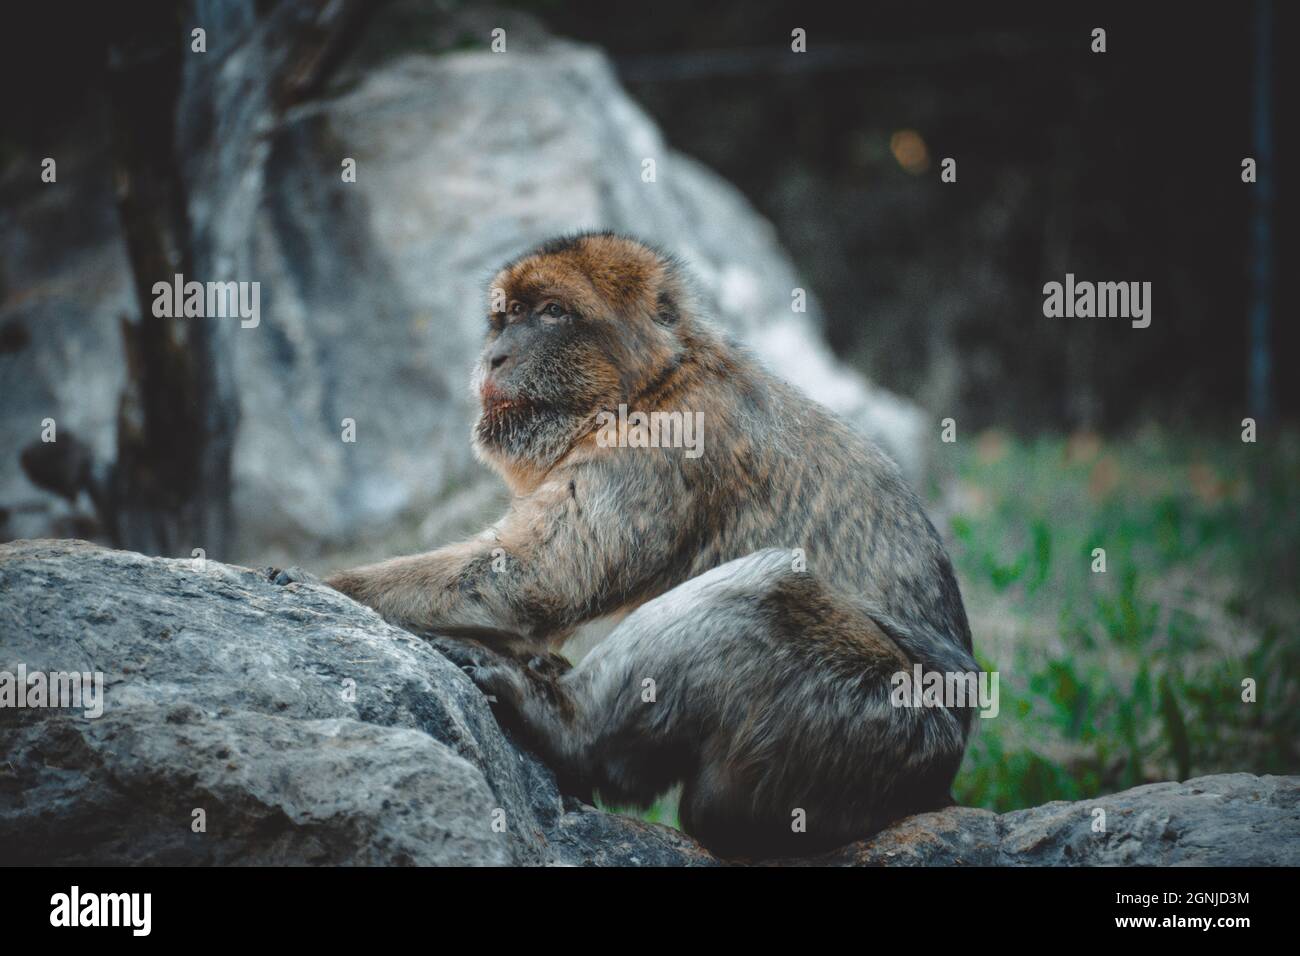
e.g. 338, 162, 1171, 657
1, 540, 1294, 867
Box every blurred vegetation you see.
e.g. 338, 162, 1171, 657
944, 427, 1300, 811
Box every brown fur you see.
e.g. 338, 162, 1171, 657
320, 232, 978, 856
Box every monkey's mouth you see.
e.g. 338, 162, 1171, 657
480, 392, 538, 417
484, 396, 528, 414
478, 391, 565, 428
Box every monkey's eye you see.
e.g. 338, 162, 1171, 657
509, 302, 525, 316
540, 302, 568, 324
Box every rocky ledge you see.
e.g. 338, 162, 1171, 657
1, 540, 1295, 866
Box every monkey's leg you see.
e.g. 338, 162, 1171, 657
469, 549, 977, 857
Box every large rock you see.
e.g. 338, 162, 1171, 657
2, 540, 1295, 866
0, 539, 709, 866
0, 3, 926, 566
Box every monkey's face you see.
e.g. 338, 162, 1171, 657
472, 234, 686, 471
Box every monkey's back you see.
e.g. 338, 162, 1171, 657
676, 349, 972, 657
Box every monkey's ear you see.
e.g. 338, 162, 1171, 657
654, 289, 679, 327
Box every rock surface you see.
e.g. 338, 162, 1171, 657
0, 3, 926, 564
805, 773, 1300, 866
2, 540, 1296, 866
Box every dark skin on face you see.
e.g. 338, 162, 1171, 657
479, 297, 594, 414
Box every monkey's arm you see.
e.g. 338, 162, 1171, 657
324, 538, 505, 637
325, 464, 681, 644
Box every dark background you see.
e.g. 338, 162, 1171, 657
4, 1, 1292, 432
546, 0, 1297, 430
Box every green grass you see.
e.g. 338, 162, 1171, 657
944, 427, 1300, 811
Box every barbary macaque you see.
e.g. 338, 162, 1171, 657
280, 233, 977, 857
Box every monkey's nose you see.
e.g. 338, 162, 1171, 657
490, 350, 511, 371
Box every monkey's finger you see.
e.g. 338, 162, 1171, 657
265, 565, 321, 587
430, 637, 520, 676
527, 653, 572, 677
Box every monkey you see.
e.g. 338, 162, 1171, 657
300, 232, 978, 857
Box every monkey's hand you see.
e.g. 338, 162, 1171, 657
430, 636, 569, 692
427, 635, 502, 672
454, 647, 590, 802
265, 566, 323, 587
427, 636, 529, 715
462, 658, 529, 711
435, 637, 569, 721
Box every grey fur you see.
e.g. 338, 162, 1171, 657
470, 550, 975, 857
